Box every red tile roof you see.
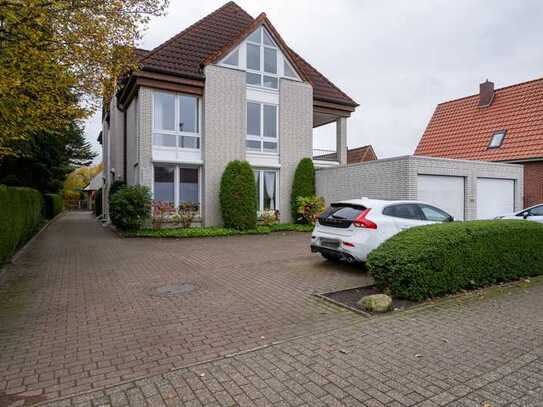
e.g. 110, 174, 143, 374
415, 77, 543, 162
314, 145, 377, 163
137, 1, 357, 107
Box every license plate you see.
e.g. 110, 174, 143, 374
320, 238, 340, 249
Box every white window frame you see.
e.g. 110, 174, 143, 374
152, 164, 202, 214
245, 27, 280, 90
488, 130, 506, 149
246, 101, 279, 155
255, 169, 279, 213
152, 91, 201, 151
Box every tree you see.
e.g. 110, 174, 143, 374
220, 161, 257, 230
0, 0, 169, 156
64, 162, 103, 194
0, 121, 97, 192
290, 158, 316, 222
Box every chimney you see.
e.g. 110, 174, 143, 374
479, 80, 494, 107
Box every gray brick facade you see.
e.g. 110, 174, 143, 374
202, 65, 246, 226
316, 155, 524, 220
279, 79, 313, 223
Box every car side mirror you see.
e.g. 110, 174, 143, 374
446, 215, 454, 222
523, 212, 530, 219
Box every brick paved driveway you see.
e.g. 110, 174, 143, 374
0, 212, 369, 404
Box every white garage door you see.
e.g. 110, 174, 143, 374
477, 178, 515, 219
417, 175, 465, 220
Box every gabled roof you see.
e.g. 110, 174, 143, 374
136, 1, 357, 107
314, 145, 377, 163
415, 77, 543, 162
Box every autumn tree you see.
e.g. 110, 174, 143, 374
0, 0, 169, 157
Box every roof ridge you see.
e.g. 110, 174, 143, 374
437, 76, 543, 106
141, 2, 253, 66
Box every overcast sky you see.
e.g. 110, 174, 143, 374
85, 0, 543, 162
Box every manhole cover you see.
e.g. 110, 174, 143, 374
147, 283, 194, 297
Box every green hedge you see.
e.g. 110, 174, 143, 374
367, 220, 543, 301
220, 160, 257, 230
0, 185, 44, 264
43, 193, 64, 219
109, 185, 151, 231
291, 158, 315, 222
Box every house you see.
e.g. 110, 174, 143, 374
415, 78, 543, 208
100, 1, 358, 225
314, 145, 377, 164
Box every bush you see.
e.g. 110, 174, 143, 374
296, 196, 325, 225
259, 209, 279, 226
109, 185, 151, 231
367, 220, 543, 301
220, 160, 257, 230
0, 185, 43, 264
94, 188, 103, 217
43, 193, 64, 219
108, 180, 126, 203
291, 158, 315, 222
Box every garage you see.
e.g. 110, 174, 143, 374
417, 175, 465, 220
477, 178, 515, 219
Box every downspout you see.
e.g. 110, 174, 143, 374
123, 109, 127, 183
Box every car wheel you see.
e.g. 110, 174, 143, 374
321, 252, 341, 262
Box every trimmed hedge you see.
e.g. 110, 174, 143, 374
44, 193, 64, 219
291, 158, 315, 222
220, 160, 257, 230
367, 220, 543, 301
110, 185, 151, 231
0, 185, 44, 264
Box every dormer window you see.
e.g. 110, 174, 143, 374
246, 26, 279, 89
488, 130, 506, 148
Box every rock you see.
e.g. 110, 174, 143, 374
358, 294, 393, 313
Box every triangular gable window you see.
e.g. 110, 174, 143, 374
263, 29, 276, 47
222, 48, 239, 66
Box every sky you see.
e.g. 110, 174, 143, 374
84, 0, 543, 162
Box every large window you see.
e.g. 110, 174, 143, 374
246, 102, 277, 153
245, 27, 279, 89
152, 91, 200, 149
255, 170, 277, 212
153, 165, 200, 210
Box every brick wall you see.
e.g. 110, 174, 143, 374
524, 161, 543, 207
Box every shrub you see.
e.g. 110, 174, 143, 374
0, 185, 43, 264
296, 196, 325, 225
94, 188, 103, 217
259, 209, 279, 226
290, 158, 315, 222
43, 193, 64, 219
367, 220, 543, 301
108, 180, 126, 203
174, 202, 197, 228
219, 160, 257, 230
151, 200, 175, 229
0, 175, 21, 187
109, 185, 151, 231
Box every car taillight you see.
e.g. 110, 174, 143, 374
353, 208, 377, 229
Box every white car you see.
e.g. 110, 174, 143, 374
495, 203, 543, 223
310, 198, 453, 263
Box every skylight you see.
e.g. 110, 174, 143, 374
488, 130, 506, 148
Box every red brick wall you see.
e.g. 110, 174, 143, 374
524, 161, 543, 208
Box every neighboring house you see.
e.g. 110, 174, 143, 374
83, 172, 103, 211
100, 1, 358, 225
315, 145, 377, 164
415, 78, 543, 208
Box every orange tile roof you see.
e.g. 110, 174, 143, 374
415, 77, 543, 161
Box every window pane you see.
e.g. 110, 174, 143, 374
263, 29, 275, 47
284, 60, 296, 77
179, 95, 198, 133
263, 172, 276, 210
420, 205, 450, 222
263, 141, 277, 152
179, 168, 199, 206
223, 49, 239, 66
531, 206, 543, 216
247, 102, 261, 136
264, 47, 277, 74
180, 136, 200, 149
154, 165, 174, 204
153, 92, 175, 131
246, 140, 261, 151
247, 28, 261, 43
246, 72, 261, 86
153, 133, 176, 147
247, 43, 260, 70
263, 105, 277, 138
263, 75, 278, 89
